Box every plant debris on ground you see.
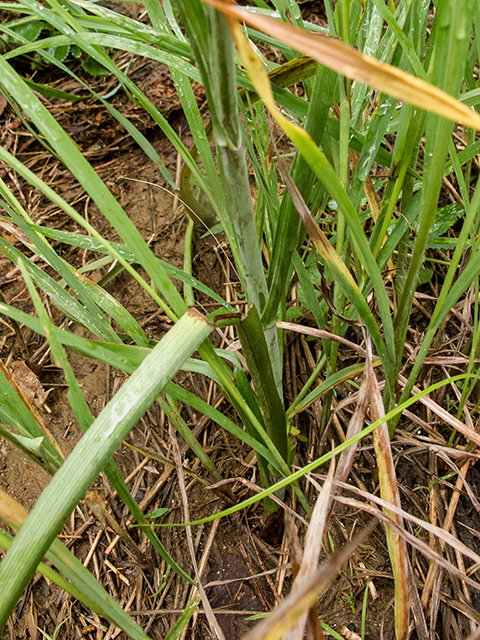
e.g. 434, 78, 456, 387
1, 1, 480, 639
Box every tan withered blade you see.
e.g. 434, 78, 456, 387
203, 0, 480, 132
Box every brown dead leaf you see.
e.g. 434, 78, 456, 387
10, 361, 46, 409
0, 95, 7, 119
203, 0, 480, 131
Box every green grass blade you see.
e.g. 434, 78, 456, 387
14, 260, 197, 583
156, 374, 480, 529
0, 234, 118, 340
0, 425, 58, 475
238, 304, 288, 462
0, 308, 213, 624
166, 382, 283, 473
0, 369, 61, 464
164, 597, 201, 640
393, 0, 475, 372
0, 495, 152, 639
30, 222, 233, 311
2, 194, 149, 346
0, 53, 186, 318
264, 63, 336, 329
160, 394, 224, 485
0, 147, 182, 321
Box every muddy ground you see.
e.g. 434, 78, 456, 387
1, 2, 480, 639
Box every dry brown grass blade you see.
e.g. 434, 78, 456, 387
421, 458, 472, 616
168, 422, 225, 640
334, 368, 370, 489
276, 321, 367, 356
203, 0, 480, 131
397, 373, 480, 448
284, 524, 324, 640
321, 367, 370, 550
277, 163, 360, 293
467, 625, 480, 640
330, 479, 480, 574
283, 460, 335, 640
407, 558, 429, 640
335, 495, 480, 594
242, 521, 376, 640
434, 450, 480, 512
365, 336, 409, 640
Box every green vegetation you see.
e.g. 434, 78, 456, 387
0, 0, 480, 638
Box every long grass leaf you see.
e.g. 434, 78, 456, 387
0, 309, 212, 625
204, 0, 480, 131
0, 491, 152, 639
366, 338, 409, 640
280, 168, 392, 379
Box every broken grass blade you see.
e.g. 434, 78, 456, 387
0, 308, 213, 627
0, 367, 63, 470
242, 522, 375, 640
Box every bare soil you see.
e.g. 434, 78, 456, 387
1, 4, 480, 640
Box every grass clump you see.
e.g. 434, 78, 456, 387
0, 0, 480, 638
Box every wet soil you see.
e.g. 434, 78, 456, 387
1, 3, 480, 640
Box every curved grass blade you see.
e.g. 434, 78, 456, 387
155, 374, 480, 529
32, 225, 234, 311
1, 191, 149, 346
204, 0, 480, 131
0, 308, 213, 626
0, 234, 117, 340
